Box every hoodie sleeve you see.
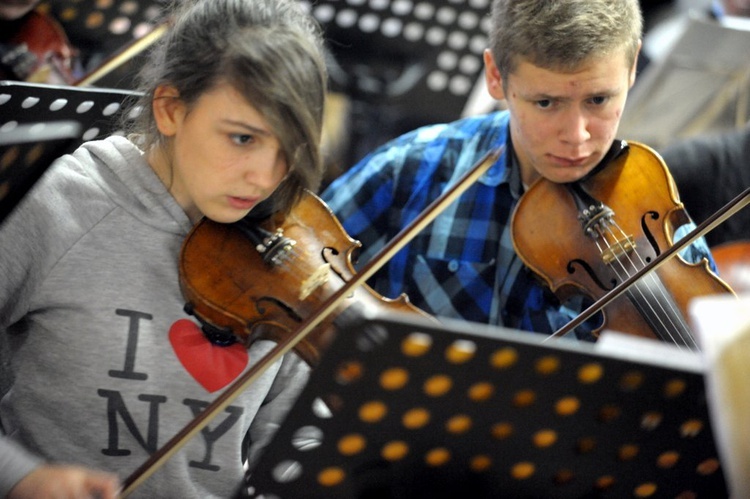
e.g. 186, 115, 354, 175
0, 178, 52, 329
0, 153, 95, 494
0, 437, 44, 498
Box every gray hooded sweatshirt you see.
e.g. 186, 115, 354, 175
0, 136, 310, 498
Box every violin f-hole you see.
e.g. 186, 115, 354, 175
567, 259, 617, 291
640, 210, 662, 260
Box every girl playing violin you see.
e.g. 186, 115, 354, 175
0, 0, 327, 497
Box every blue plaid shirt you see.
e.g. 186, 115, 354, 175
321, 111, 715, 340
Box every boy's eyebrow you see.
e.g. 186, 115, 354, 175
523, 87, 620, 101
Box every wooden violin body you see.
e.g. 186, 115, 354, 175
511, 140, 734, 346
179, 190, 431, 366
712, 240, 750, 294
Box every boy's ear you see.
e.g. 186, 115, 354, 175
629, 39, 643, 88
484, 49, 506, 101
152, 85, 185, 137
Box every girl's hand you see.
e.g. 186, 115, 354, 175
9, 465, 120, 499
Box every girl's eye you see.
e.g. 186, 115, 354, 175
590, 96, 607, 105
231, 134, 253, 145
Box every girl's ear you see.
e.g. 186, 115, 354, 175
152, 85, 185, 137
483, 49, 506, 101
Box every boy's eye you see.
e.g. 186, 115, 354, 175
590, 96, 607, 105
536, 99, 552, 109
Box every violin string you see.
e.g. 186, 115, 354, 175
608, 223, 693, 345
595, 225, 687, 347
600, 222, 696, 349
608, 221, 697, 349
593, 225, 678, 343
622, 243, 698, 349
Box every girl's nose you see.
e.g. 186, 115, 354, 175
246, 152, 288, 191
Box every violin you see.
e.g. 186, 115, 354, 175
179, 190, 433, 367
1, 9, 78, 84
511, 140, 735, 349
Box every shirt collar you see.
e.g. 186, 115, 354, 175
477, 122, 515, 189
508, 143, 525, 200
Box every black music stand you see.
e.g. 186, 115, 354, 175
38, 0, 170, 89
0, 80, 141, 224
245, 311, 728, 498
300, 0, 491, 165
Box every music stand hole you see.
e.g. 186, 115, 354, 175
109, 16, 131, 35
50, 99, 68, 111
22, 97, 40, 109
555, 396, 581, 416
337, 433, 366, 456
423, 374, 452, 397
335, 360, 364, 385
402, 407, 430, 429
401, 331, 432, 357
271, 460, 302, 484
380, 367, 409, 390
76, 101, 95, 114
336, 9, 357, 28
83, 128, 100, 141
392, 0, 413, 16
120, 1, 139, 15
313, 5, 335, 23
381, 440, 409, 461
445, 414, 472, 434
359, 13, 379, 32
359, 400, 388, 423
291, 425, 323, 452
381, 18, 403, 37
511, 461, 536, 480
311, 396, 334, 419
102, 102, 121, 116
446, 339, 476, 364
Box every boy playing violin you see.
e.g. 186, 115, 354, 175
322, 0, 718, 340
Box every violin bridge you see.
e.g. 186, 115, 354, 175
601, 235, 636, 265
299, 263, 331, 300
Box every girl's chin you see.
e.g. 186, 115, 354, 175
201, 208, 249, 225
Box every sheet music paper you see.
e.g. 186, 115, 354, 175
595, 329, 705, 374
690, 293, 750, 499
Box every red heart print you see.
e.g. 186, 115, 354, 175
169, 319, 249, 393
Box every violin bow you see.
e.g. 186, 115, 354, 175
120, 147, 503, 496
75, 22, 170, 87
547, 187, 750, 341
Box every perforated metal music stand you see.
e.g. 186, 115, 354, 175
300, 0, 491, 164
39, 0, 169, 89
0, 80, 141, 224
245, 311, 728, 498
